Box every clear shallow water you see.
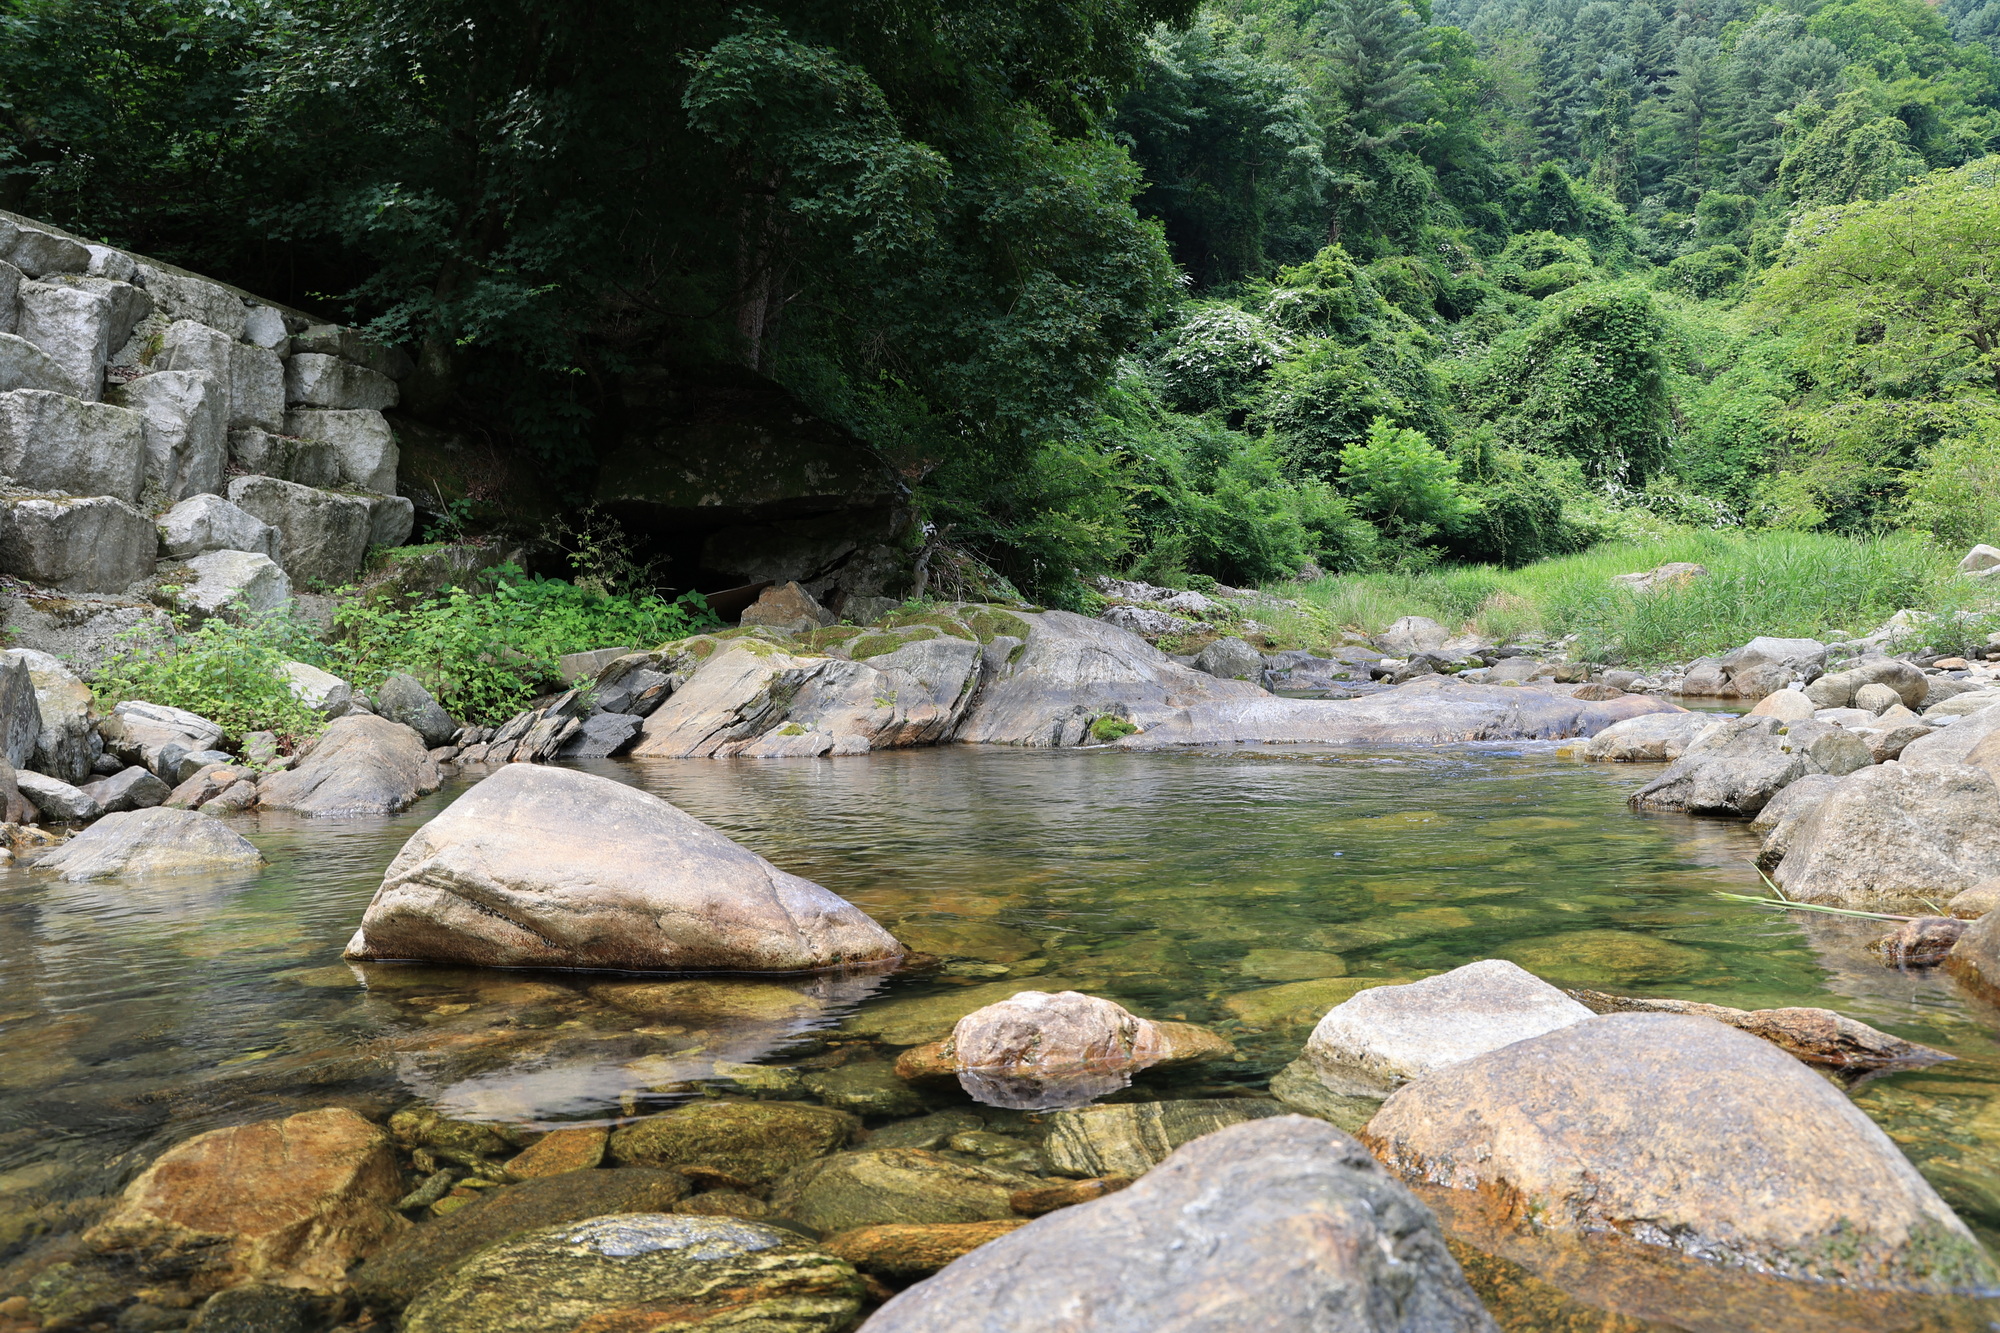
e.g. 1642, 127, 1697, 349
3, 744, 2000, 1329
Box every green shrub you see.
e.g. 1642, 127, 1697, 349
334, 569, 716, 723
96, 613, 327, 747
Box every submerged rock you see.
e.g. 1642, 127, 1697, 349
399, 1215, 864, 1333
1041, 1099, 1285, 1178
258, 713, 440, 816
345, 765, 902, 971
607, 1101, 857, 1188
1873, 916, 1970, 967
353, 1167, 689, 1310
823, 1219, 1028, 1281
1363, 1013, 1993, 1291
772, 1148, 1036, 1234
84, 1107, 406, 1293
861, 1115, 1496, 1333
36, 807, 264, 881
1304, 959, 1594, 1096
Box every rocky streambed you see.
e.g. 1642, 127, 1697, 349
2, 740, 2000, 1332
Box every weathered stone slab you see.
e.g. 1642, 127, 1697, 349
0, 388, 145, 500
0, 330, 85, 396
0, 495, 156, 592
157, 493, 280, 560
110, 369, 228, 500
177, 550, 291, 620
285, 352, 398, 410
226, 475, 372, 586
134, 264, 247, 337
0, 220, 89, 277
284, 407, 397, 492
15, 278, 116, 399
227, 428, 342, 487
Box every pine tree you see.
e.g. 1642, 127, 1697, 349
1314, 0, 1443, 157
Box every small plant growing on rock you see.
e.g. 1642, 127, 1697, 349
1090, 715, 1139, 742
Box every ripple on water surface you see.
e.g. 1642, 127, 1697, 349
1, 744, 1998, 1330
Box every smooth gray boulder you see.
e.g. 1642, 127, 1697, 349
1748, 771, 1846, 869
366, 493, 414, 548
176, 550, 291, 620
1376, 615, 1451, 656
1304, 959, 1594, 1097
0, 331, 86, 396
0, 389, 145, 500
284, 408, 397, 493
156, 494, 280, 561
1192, 635, 1264, 681
229, 342, 284, 432
0, 656, 40, 770
1770, 763, 2000, 911
259, 713, 440, 816
1363, 1014, 1992, 1291
285, 353, 398, 410
79, 765, 171, 813
133, 265, 245, 337
554, 710, 643, 759
1806, 658, 1928, 711
16, 769, 101, 822
0, 220, 89, 277
344, 763, 903, 970
110, 369, 227, 500
1629, 716, 1871, 817
374, 673, 455, 747
155, 317, 232, 378
863, 1116, 1495, 1333
227, 429, 342, 488
1901, 705, 2000, 765
225, 475, 372, 587
0, 495, 156, 592
36, 807, 264, 880
1576, 710, 1717, 762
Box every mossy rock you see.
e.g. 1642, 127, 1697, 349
876, 610, 971, 637
801, 1062, 927, 1119
390, 1106, 518, 1158
770, 1149, 1035, 1234
848, 626, 942, 660
399, 1215, 864, 1333
606, 1101, 858, 1187
355, 1168, 690, 1310
958, 606, 1033, 644
796, 625, 864, 652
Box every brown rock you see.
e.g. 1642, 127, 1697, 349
672, 1190, 769, 1219
1565, 990, 1950, 1070
606, 1100, 858, 1188
1949, 881, 2000, 918
1567, 683, 1626, 701
0, 757, 35, 824
84, 1107, 406, 1293
1007, 1176, 1131, 1216
503, 1126, 607, 1179
740, 580, 834, 633
1363, 1014, 1992, 1291
823, 1219, 1029, 1280
1872, 917, 1969, 967
163, 763, 253, 809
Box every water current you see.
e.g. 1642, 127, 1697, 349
5, 742, 2000, 1329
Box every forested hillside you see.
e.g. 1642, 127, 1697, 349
5, 0, 1996, 607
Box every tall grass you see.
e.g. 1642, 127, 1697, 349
1267, 531, 2000, 664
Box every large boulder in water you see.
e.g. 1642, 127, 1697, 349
1362, 1013, 1993, 1292
344, 764, 903, 971
1115, 676, 1679, 749
36, 807, 263, 881
860, 1115, 1497, 1333
1769, 762, 2000, 911
1629, 715, 1871, 817
1576, 710, 1717, 762
400, 1215, 864, 1333
258, 712, 441, 816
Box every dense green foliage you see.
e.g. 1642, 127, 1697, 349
97, 615, 328, 746
8, 0, 2000, 611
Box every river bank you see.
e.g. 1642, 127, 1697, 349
2, 744, 1998, 1331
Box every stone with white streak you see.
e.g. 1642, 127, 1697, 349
286, 353, 398, 410
0, 389, 145, 500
